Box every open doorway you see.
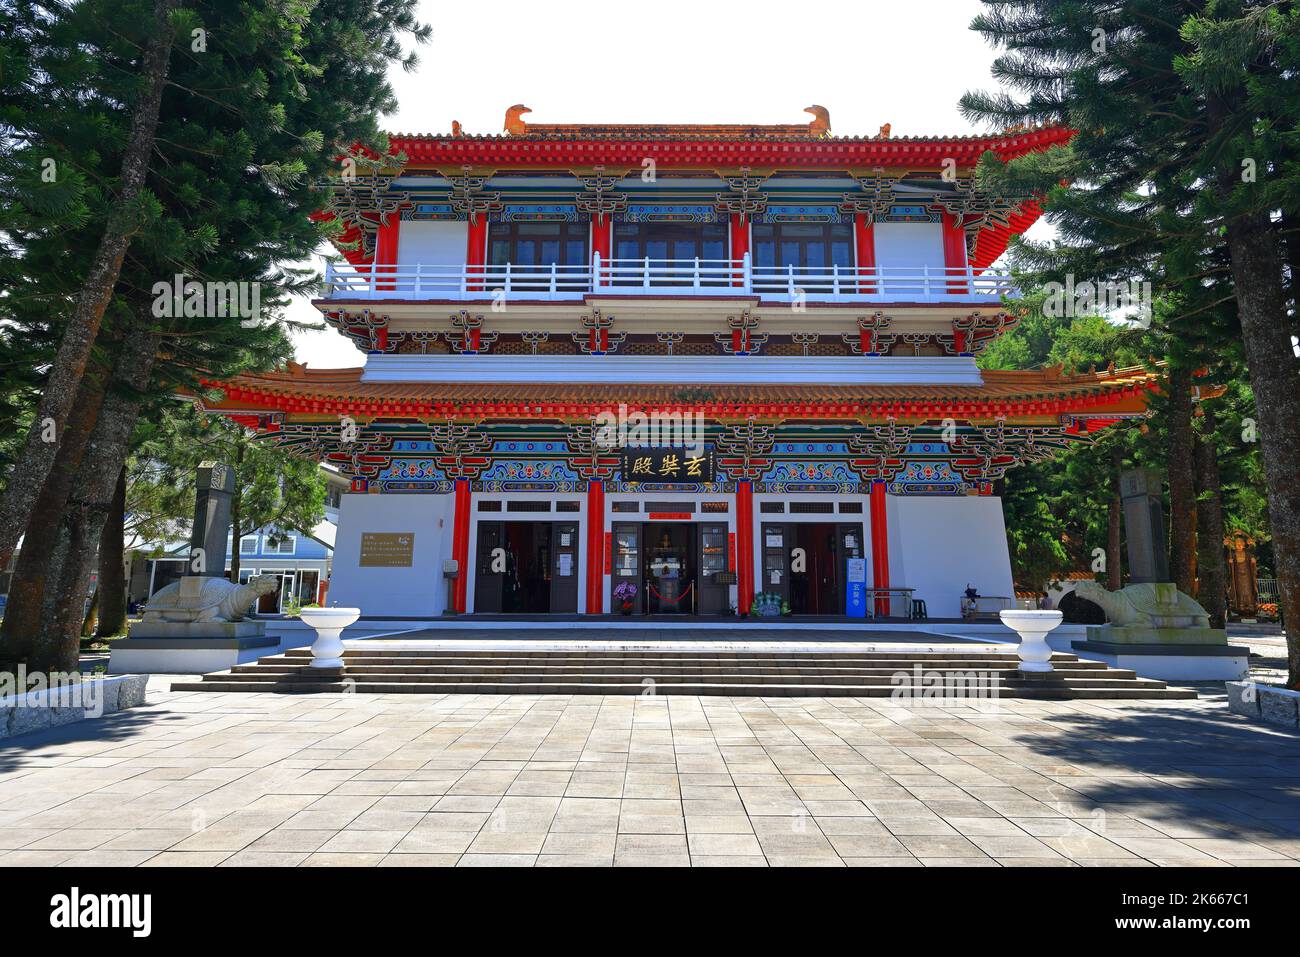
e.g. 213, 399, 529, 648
474, 520, 579, 613
760, 522, 864, 615
609, 521, 730, 616
644, 523, 695, 614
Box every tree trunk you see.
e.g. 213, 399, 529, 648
32, 331, 162, 672
95, 465, 128, 637
1194, 416, 1228, 630
0, 0, 175, 574
1166, 364, 1197, 595
1282, 209, 1300, 325
1225, 210, 1300, 689
228, 444, 245, 581
1108, 445, 1123, 591
0, 357, 115, 662
81, 587, 98, 638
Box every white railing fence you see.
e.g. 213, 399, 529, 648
323, 255, 1016, 302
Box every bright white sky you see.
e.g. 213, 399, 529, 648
288, 0, 1046, 367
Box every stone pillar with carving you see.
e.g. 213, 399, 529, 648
189, 462, 236, 577
1121, 469, 1171, 584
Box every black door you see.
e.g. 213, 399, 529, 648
789, 523, 840, 615
551, 522, 579, 613
474, 521, 506, 613
611, 523, 643, 614
696, 522, 729, 615
760, 522, 790, 607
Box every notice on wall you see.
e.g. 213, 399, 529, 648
558, 554, 573, 577
846, 557, 867, 618
359, 532, 415, 567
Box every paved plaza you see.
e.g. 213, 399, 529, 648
0, 681, 1298, 868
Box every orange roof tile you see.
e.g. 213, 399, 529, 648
199, 364, 1159, 421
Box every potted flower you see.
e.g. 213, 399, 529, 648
613, 581, 637, 615
750, 592, 783, 618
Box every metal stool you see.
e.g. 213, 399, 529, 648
910, 598, 928, 620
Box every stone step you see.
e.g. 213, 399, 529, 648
237, 655, 1107, 669
220, 664, 1131, 683
169, 677, 1197, 700
174, 645, 1191, 701
280, 648, 1076, 662
205, 667, 1141, 686
260, 653, 1103, 670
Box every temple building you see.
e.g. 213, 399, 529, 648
200, 106, 1157, 622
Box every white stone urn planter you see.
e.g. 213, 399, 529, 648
999, 609, 1064, 673
299, 607, 361, 668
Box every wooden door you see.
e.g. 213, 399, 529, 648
551, 522, 579, 613
696, 522, 729, 615
760, 523, 790, 606
474, 521, 505, 613
610, 523, 642, 614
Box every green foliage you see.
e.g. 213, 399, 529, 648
959, 0, 1286, 587
128, 403, 325, 554
0, 0, 430, 478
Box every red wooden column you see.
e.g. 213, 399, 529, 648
854, 212, 876, 294
735, 480, 755, 614
591, 215, 612, 286
465, 217, 488, 291
375, 217, 401, 291
585, 479, 605, 614
869, 480, 891, 616
941, 212, 968, 294
451, 478, 472, 614
729, 213, 749, 286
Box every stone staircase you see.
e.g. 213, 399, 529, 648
170, 647, 1197, 700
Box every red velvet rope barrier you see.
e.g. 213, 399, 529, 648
647, 581, 695, 604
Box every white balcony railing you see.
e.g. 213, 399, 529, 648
322, 253, 1016, 303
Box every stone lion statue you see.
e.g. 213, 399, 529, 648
1072, 581, 1210, 629
143, 574, 279, 623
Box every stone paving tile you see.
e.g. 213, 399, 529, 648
0, 688, 1297, 867
300, 852, 384, 866
458, 853, 537, 867
140, 851, 233, 866
378, 853, 460, 867
317, 829, 408, 854
536, 854, 613, 867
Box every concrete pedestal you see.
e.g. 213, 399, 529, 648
1085, 623, 1228, 646
109, 621, 278, 674
1071, 639, 1248, 681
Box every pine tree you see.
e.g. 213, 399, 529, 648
0, 0, 177, 574
961, 0, 1300, 686
0, 0, 429, 670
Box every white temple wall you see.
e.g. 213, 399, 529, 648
888, 495, 1015, 619
396, 220, 468, 267
329, 492, 453, 617
872, 222, 947, 275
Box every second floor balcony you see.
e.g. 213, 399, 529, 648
322, 254, 1017, 305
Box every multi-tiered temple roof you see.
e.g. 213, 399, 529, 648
201, 106, 1147, 497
